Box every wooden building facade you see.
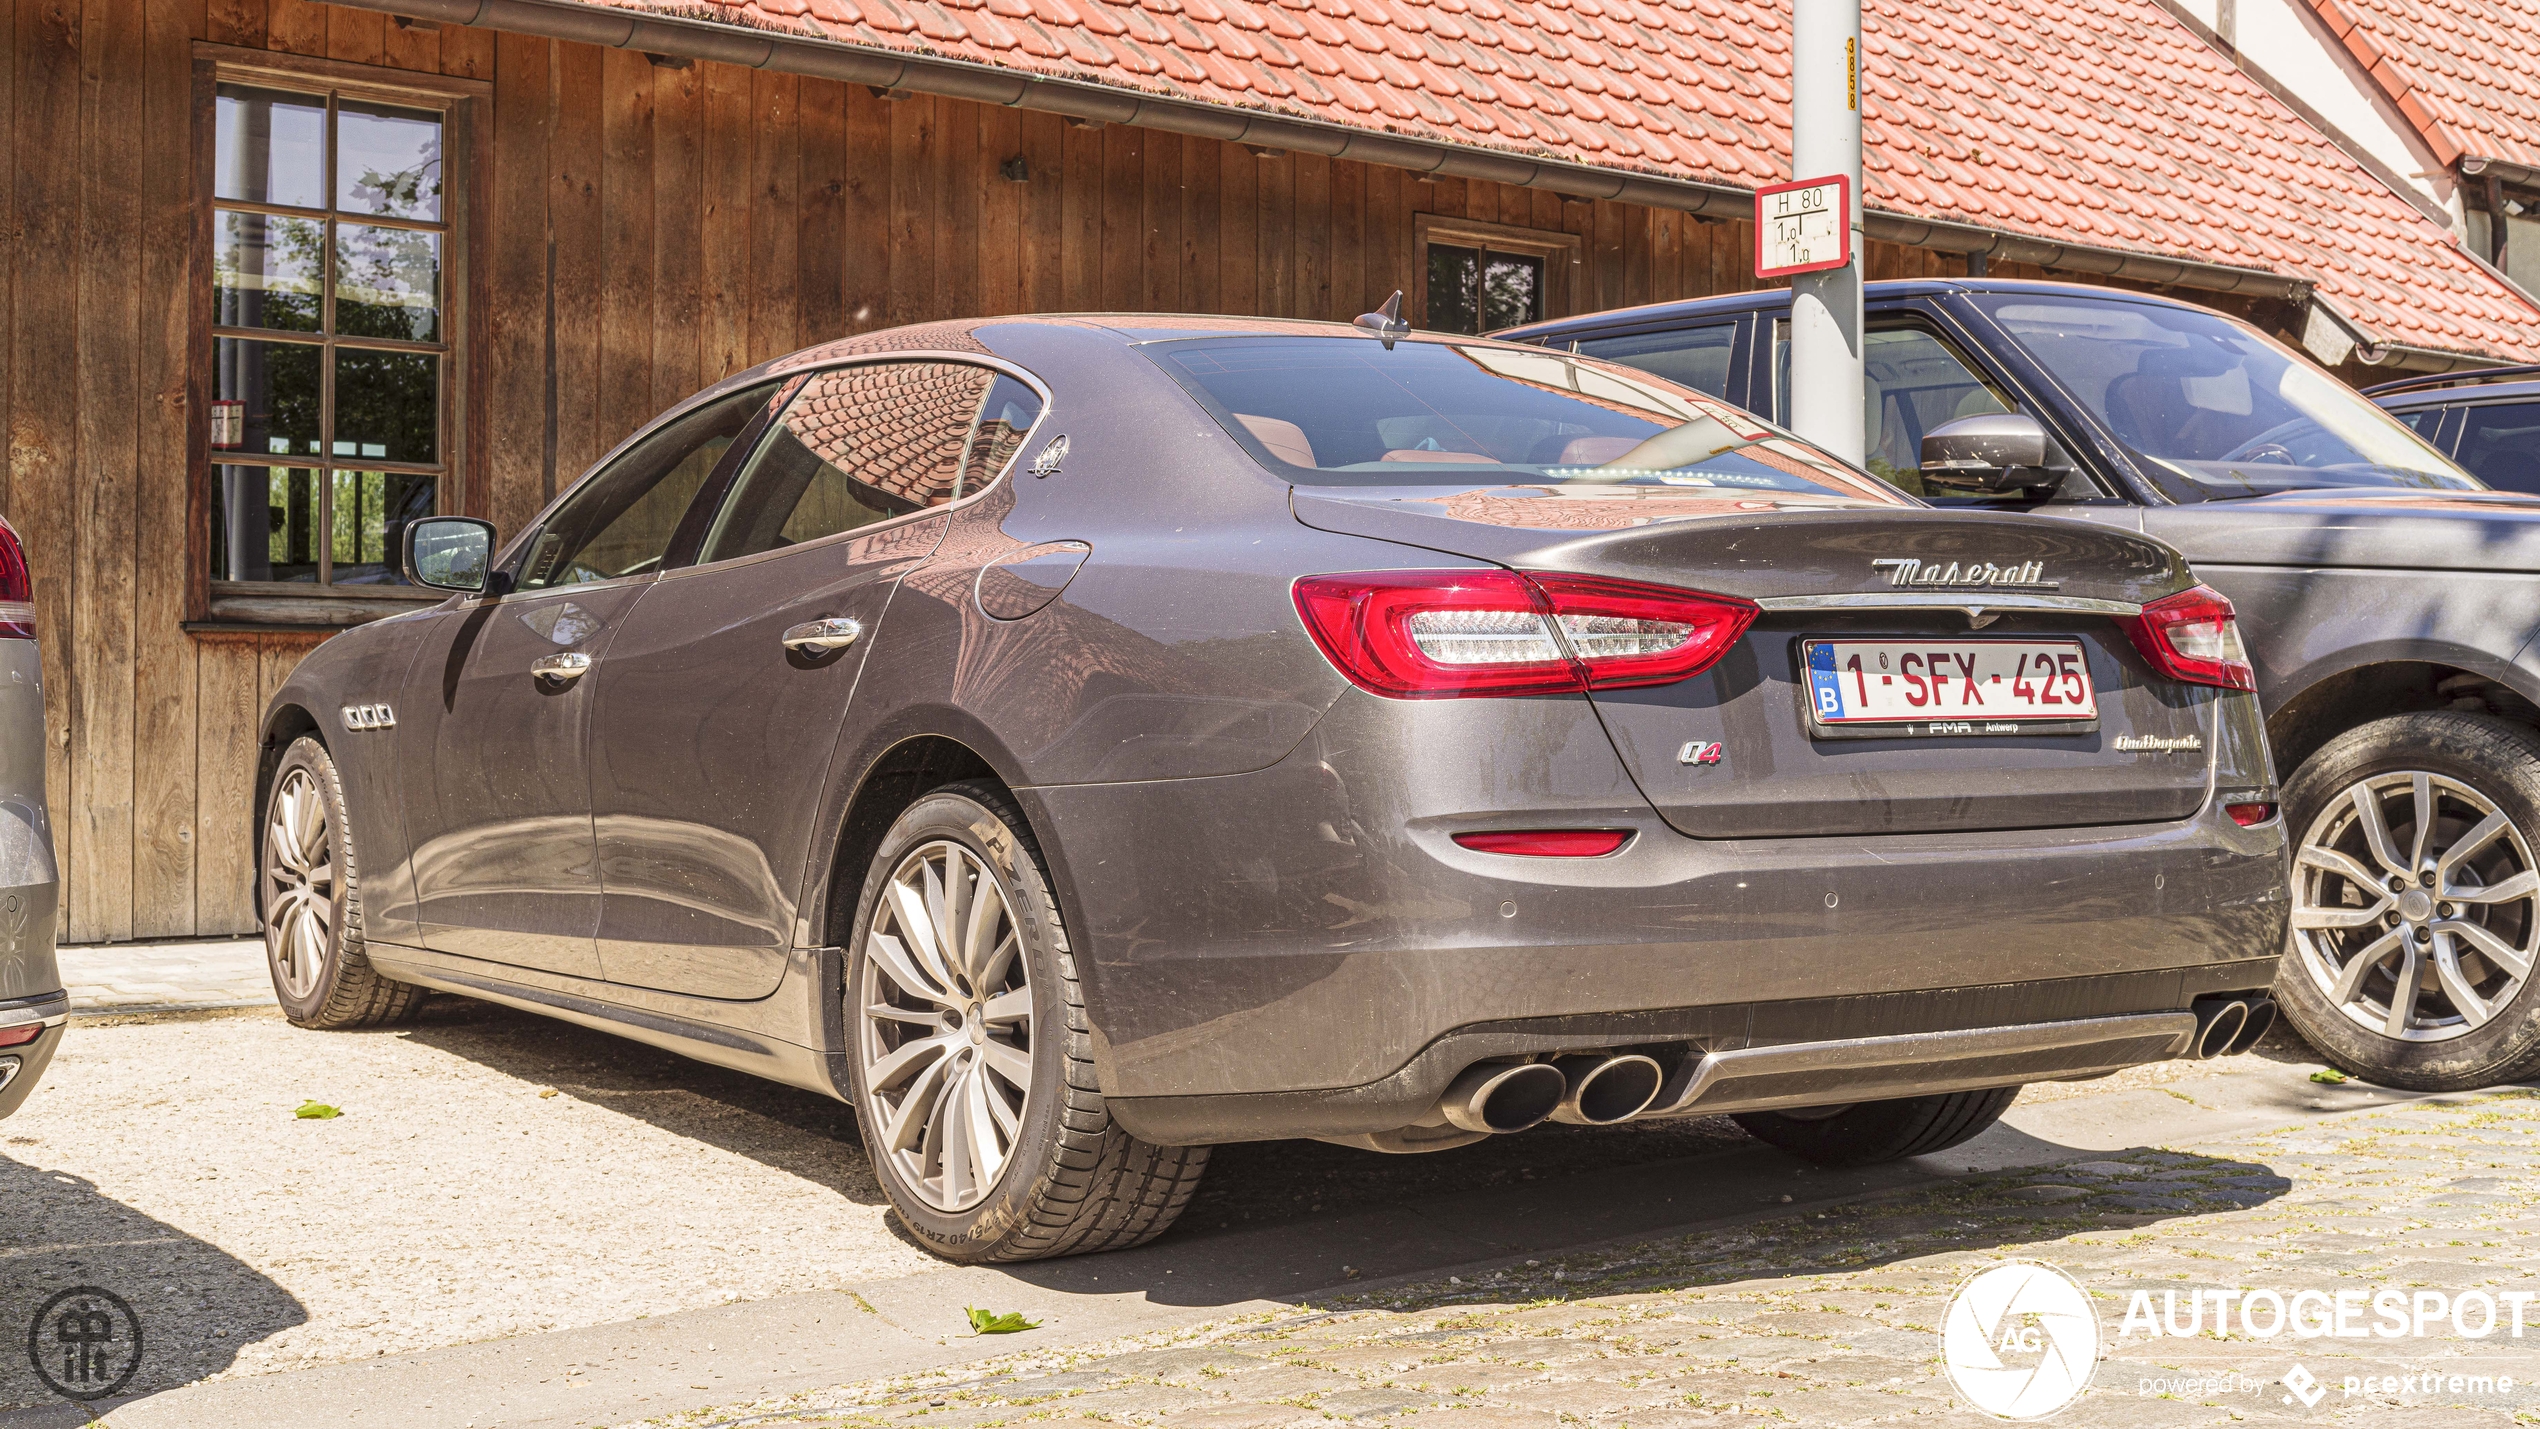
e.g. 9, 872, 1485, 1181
6, 0, 2251, 944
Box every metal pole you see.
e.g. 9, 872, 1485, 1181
1788, 0, 1864, 467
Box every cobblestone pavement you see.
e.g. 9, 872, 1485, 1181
56, 938, 272, 1015
625, 1088, 2540, 1429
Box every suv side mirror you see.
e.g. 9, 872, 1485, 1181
1920, 413, 2066, 496
404, 516, 499, 594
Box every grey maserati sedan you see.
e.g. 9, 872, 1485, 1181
257, 314, 2287, 1261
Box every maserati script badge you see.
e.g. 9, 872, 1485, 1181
1870, 557, 2059, 592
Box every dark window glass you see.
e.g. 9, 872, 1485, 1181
517, 383, 779, 590
1425, 245, 1547, 335
962, 376, 1047, 486
2390, 405, 2447, 440
211, 466, 322, 582
212, 337, 324, 459
2457, 401, 2540, 494
210, 79, 451, 589
1577, 323, 1737, 398
332, 349, 438, 464
700, 363, 1017, 564
1152, 337, 1906, 506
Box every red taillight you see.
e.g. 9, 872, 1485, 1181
1452, 829, 1632, 857
2226, 802, 2277, 827
0, 1023, 39, 1048
2118, 585, 2253, 692
1292, 569, 1757, 700
0, 516, 30, 640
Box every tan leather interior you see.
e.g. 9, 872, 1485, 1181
1381, 448, 1497, 463
1554, 436, 1642, 466
1234, 413, 1318, 467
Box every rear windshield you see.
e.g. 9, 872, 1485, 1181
1147, 336, 1908, 504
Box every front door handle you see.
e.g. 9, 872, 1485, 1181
781, 618, 863, 655
530, 651, 594, 686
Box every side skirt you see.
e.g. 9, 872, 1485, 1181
365, 942, 851, 1102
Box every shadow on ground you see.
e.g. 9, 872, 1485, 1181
0, 1159, 305, 1411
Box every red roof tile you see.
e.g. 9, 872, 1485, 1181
2304, 0, 2540, 175
599, 0, 2540, 359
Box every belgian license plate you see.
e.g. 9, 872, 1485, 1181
1801, 638, 2099, 738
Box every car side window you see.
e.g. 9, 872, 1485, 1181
514, 382, 781, 589
1773, 318, 2106, 502
1573, 323, 1738, 398
2457, 402, 2540, 494
696, 362, 1043, 564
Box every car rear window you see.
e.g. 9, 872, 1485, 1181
1147, 336, 1908, 505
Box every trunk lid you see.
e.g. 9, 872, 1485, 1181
1295, 484, 2218, 838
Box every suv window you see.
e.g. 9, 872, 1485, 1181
515, 382, 780, 589
1772, 319, 2104, 502
697, 363, 1042, 564
2457, 401, 2540, 494
1573, 323, 1737, 398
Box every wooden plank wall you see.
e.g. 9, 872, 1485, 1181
6, 1, 1984, 942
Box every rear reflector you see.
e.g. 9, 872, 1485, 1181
1452, 829, 1632, 857
2118, 585, 2255, 692
1294, 569, 1756, 699
2226, 802, 2277, 827
0, 516, 30, 640
0, 1024, 39, 1049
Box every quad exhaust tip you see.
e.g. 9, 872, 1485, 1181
2189, 997, 2255, 1059
2226, 997, 2277, 1056
1440, 1061, 1568, 1134
1549, 1053, 1665, 1125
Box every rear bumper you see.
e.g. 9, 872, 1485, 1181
1022, 690, 2290, 1121
0, 989, 68, 1120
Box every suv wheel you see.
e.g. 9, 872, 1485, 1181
845, 783, 1208, 1261
261, 736, 424, 1028
1733, 1088, 2018, 1167
2276, 713, 2540, 1090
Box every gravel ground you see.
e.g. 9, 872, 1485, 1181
625, 1085, 2540, 1429
7, 992, 2131, 1410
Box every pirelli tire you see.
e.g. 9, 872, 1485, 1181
260, 735, 425, 1029
1731, 1087, 2020, 1167
844, 782, 1208, 1262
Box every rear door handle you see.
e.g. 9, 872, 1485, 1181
781, 618, 863, 654
530, 651, 594, 685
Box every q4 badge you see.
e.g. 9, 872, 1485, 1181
1676, 741, 1724, 767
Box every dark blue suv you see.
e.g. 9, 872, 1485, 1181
2366, 363, 2540, 495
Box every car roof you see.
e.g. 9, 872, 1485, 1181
1493, 276, 2235, 343
2374, 380, 2540, 407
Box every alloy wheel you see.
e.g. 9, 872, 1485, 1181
2293, 771, 2538, 1043
857, 839, 1033, 1212
264, 768, 336, 1002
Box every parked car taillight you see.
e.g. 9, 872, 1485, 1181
2118, 585, 2253, 692
0, 516, 31, 639
1293, 569, 1757, 699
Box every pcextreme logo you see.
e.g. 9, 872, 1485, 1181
1941, 1261, 2102, 1420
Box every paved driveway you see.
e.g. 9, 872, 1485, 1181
4, 943, 2530, 1428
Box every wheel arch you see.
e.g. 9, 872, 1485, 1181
2268, 660, 2540, 781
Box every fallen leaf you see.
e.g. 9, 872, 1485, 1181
538, 1088, 559, 1099
295, 1101, 341, 1119
2309, 1068, 2349, 1085
965, 1306, 1040, 1335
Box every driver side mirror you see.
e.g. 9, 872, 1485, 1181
1920, 413, 2067, 496
403, 516, 500, 594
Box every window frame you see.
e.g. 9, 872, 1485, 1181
186, 44, 490, 631
1412, 214, 1582, 337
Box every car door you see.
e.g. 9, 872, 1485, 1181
397, 380, 781, 976
588, 360, 1045, 998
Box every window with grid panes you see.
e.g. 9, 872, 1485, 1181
210, 82, 449, 587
